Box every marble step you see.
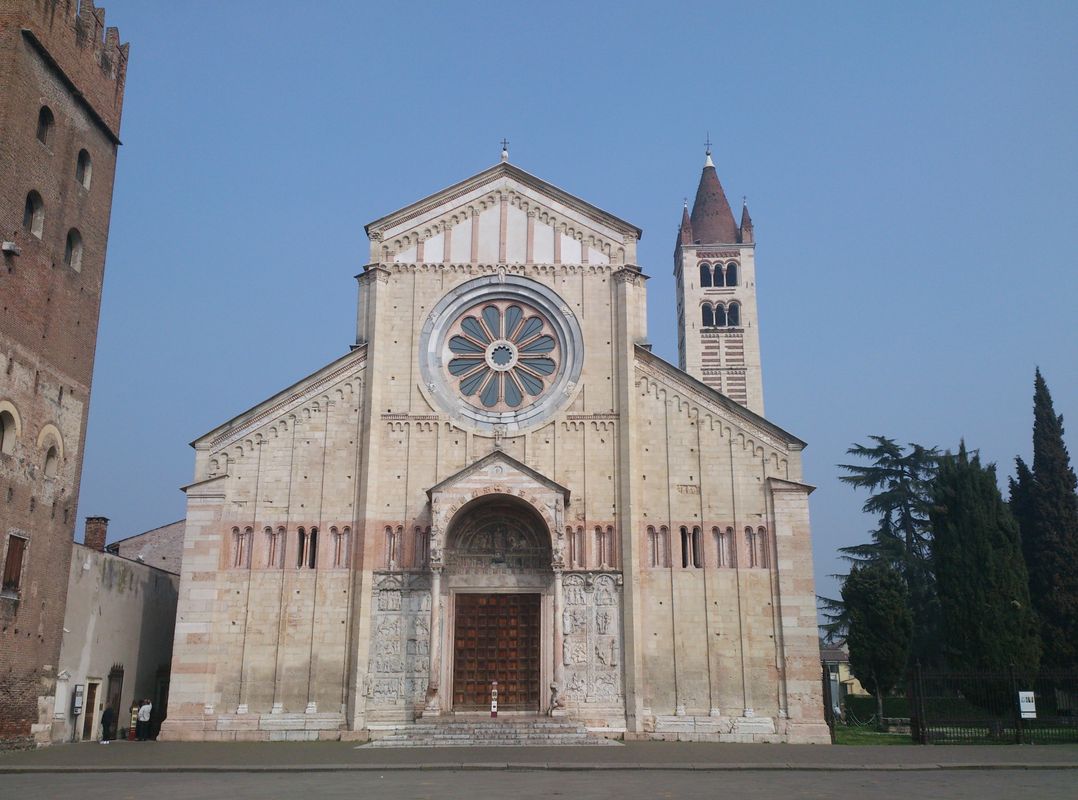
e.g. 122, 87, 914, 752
364, 720, 621, 747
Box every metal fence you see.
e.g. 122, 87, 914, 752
908, 666, 1078, 744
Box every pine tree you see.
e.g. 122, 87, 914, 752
1022, 369, 1078, 669
826, 436, 941, 665
841, 562, 912, 729
932, 443, 1040, 675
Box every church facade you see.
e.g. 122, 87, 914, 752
161, 151, 828, 743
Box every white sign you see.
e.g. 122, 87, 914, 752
1018, 691, 1036, 719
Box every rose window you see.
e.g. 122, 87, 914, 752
445, 301, 559, 410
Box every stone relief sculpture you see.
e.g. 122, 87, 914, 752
367, 573, 432, 705
560, 571, 623, 706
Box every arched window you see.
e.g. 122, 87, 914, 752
296, 527, 307, 568
680, 526, 690, 568
76, 149, 93, 189
692, 526, 702, 568
701, 304, 714, 327
43, 445, 58, 478
265, 527, 281, 568
699, 263, 712, 288
567, 526, 585, 568
722, 527, 737, 567
595, 526, 615, 569
756, 526, 769, 569
413, 526, 428, 568
307, 527, 318, 568
385, 526, 399, 569
36, 106, 54, 144
713, 527, 729, 567
745, 526, 756, 568
714, 304, 727, 327
64, 228, 83, 271
23, 192, 44, 238
646, 526, 664, 569
714, 264, 725, 287
725, 262, 738, 286
231, 527, 251, 568
727, 301, 741, 327
0, 409, 17, 455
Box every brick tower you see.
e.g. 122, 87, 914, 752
674, 148, 764, 415
0, 0, 128, 748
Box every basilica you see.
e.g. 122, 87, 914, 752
160, 148, 828, 743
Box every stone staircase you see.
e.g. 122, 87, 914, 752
363, 717, 621, 747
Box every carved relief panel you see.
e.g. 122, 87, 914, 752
561, 572, 623, 706
366, 573, 432, 706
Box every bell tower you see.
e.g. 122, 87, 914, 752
674, 147, 764, 415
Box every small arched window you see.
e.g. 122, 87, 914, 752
725, 262, 738, 286
385, 526, 399, 569
232, 527, 250, 569
701, 304, 714, 327
43, 445, 58, 478
714, 304, 727, 327
76, 149, 92, 189
727, 301, 741, 327
714, 527, 733, 567
756, 526, 769, 569
64, 228, 83, 272
338, 526, 353, 568
412, 526, 427, 569
307, 527, 318, 569
264, 527, 278, 568
699, 263, 712, 288
23, 192, 44, 238
714, 264, 725, 287
296, 527, 307, 568
36, 106, 54, 145
745, 526, 756, 568
0, 410, 16, 455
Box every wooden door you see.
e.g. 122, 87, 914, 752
81, 682, 99, 740
452, 593, 541, 710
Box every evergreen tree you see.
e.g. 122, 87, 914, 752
825, 436, 941, 665
841, 562, 912, 729
1021, 369, 1078, 668
931, 443, 1040, 675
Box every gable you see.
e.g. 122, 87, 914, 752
193, 345, 367, 453
365, 162, 641, 267
634, 345, 805, 455
427, 449, 570, 503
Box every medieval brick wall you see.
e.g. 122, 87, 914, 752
0, 0, 127, 749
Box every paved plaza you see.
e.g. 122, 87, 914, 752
3, 766, 1078, 800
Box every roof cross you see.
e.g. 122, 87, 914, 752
704, 132, 712, 155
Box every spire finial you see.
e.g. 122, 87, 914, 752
683, 196, 688, 208
500, 138, 509, 162
743, 195, 748, 207
703, 132, 714, 168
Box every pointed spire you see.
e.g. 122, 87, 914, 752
677, 199, 694, 248
690, 148, 738, 244
739, 197, 754, 244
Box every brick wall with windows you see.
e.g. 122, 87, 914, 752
0, 0, 128, 750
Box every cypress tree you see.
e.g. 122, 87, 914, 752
841, 562, 912, 729
931, 443, 1040, 675
1023, 369, 1078, 668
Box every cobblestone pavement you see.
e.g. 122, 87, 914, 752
4, 768, 1077, 800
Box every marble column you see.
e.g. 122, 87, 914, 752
424, 564, 443, 715
551, 566, 565, 712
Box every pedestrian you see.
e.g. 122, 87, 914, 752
100, 704, 116, 744
136, 698, 153, 741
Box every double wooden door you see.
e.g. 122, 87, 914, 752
452, 593, 541, 710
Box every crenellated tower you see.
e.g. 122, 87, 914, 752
674, 148, 764, 415
0, 0, 128, 748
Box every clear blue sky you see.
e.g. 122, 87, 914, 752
79, 1, 1078, 605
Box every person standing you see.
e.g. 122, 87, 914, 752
100, 705, 116, 744
136, 699, 153, 741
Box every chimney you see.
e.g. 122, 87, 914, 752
84, 516, 109, 552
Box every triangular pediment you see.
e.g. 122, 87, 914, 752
426, 449, 570, 504
365, 162, 641, 267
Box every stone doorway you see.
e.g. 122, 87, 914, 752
452, 592, 541, 710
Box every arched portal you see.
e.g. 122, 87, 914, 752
442, 495, 553, 712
